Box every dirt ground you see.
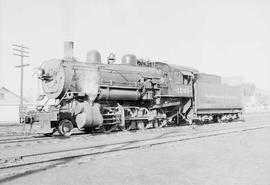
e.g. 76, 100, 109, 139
2, 112, 270, 185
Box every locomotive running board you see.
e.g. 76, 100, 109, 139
150, 102, 181, 109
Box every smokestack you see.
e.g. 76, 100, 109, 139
64, 41, 74, 60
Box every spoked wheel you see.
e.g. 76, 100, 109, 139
153, 119, 167, 128
159, 119, 168, 128
58, 119, 74, 137
100, 124, 118, 134
119, 121, 134, 131
153, 120, 162, 128
137, 121, 146, 130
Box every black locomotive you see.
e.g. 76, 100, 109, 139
32, 42, 243, 136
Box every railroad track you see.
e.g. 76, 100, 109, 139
0, 122, 269, 183
0, 119, 265, 148
0, 135, 48, 143
0, 120, 250, 149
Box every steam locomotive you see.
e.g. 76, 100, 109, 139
31, 42, 243, 136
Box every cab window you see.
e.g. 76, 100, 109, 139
173, 71, 183, 84
183, 75, 191, 85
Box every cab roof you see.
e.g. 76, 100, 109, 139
154, 62, 199, 74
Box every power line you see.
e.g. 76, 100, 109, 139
13, 44, 30, 116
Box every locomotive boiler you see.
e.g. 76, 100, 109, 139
32, 41, 243, 136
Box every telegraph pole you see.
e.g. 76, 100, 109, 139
13, 44, 30, 115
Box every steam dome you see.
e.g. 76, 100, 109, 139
121, 54, 137, 66
86, 50, 101, 64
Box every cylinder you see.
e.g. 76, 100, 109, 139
98, 88, 141, 101
75, 102, 103, 130
64, 41, 74, 60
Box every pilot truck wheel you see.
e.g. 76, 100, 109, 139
58, 119, 74, 136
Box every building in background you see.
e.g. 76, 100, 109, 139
0, 87, 29, 123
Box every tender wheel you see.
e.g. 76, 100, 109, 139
187, 119, 193, 125
58, 119, 74, 136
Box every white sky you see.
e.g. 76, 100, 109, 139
0, 0, 270, 97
